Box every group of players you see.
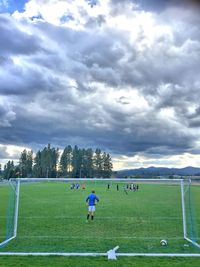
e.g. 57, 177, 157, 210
107, 183, 139, 192
125, 183, 139, 191
70, 182, 139, 192
70, 183, 86, 190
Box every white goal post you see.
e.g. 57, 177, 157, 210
0, 177, 200, 257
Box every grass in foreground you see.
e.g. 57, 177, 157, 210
0, 255, 200, 267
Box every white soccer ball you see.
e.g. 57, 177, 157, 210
160, 239, 167, 246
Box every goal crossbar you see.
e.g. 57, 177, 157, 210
11, 178, 184, 182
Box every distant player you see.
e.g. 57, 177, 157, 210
123, 185, 128, 195
86, 190, 99, 222
107, 183, 110, 190
82, 183, 86, 189
70, 183, 75, 190
75, 183, 80, 189
116, 184, 119, 191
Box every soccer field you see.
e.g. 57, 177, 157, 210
0, 180, 200, 255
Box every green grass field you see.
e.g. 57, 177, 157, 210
0, 180, 200, 266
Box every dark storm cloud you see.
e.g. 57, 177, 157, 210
110, 0, 171, 13
31, 21, 128, 88
0, 15, 43, 56
111, 0, 200, 12
0, 100, 15, 127
98, 105, 193, 155
0, 65, 60, 96
0, 146, 9, 159
0, 15, 59, 97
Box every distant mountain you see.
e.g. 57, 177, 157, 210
115, 166, 200, 178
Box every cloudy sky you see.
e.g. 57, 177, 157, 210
0, 0, 200, 170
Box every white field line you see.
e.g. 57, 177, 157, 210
14, 236, 185, 240
0, 216, 183, 220
1, 252, 200, 257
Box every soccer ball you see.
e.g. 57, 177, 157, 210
160, 239, 167, 246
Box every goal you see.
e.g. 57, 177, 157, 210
0, 178, 200, 257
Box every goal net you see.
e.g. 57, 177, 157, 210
0, 179, 19, 248
0, 178, 199, 256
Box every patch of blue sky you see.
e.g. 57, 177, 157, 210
60, 14, 74, 24
30, 14, 43, 21
0, 0, 28, 14
86, 0, 98, 8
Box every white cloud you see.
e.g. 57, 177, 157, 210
0, 144, 32, 166
13, 0, 110, 28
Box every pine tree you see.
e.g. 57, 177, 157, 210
60, 145, 72, 177
85, 148, 94, 178
94, 148, 103, 178
33, 151, 42, 177
19, 149, 27, 177
3, 161, 15, 179
71, 145, 80, 178
27, 150, 33, 177
40, 144, 59, 178
102, 152, 113, 178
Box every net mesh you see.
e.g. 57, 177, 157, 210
0, 180, 17, 248
184, 180, 199, 246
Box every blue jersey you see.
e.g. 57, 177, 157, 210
86, 193, 99, 206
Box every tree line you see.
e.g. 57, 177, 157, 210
2, 144, 113, 179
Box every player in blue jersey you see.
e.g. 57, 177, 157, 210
86, 190, 99, 222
